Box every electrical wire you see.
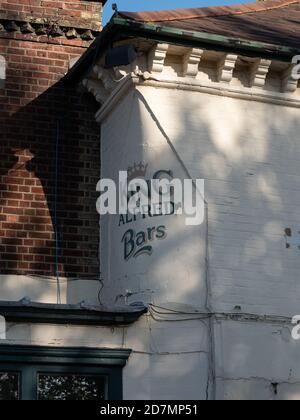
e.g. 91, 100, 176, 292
97, 277, 104, 306
54, 120, 61, 305
27, 274, 101, 282
149, 303, 293, 323
149, 303, 210, 316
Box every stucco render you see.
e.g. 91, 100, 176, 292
1, 316, 209, 400
92, 41, 300, 399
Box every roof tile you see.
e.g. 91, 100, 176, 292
119, 0, 298, 22
118, 0, 300, 49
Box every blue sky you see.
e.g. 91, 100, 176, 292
103, 0, 245, 24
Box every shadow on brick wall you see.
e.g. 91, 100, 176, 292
0, 81, 100, 279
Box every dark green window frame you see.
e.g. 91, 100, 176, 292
0, 345, 131, 401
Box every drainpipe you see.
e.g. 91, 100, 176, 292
0, 56, 6, 89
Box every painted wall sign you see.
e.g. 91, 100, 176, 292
119, 163, 174, 262
121, 225, 167, 261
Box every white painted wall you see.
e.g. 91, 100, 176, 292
96, 87, 210, 399
0, 274, 100, 305
214, 320, 300, 400
98, 80, 300, 400
100, 88, 207, 309
133, 85, 300, 317
2, 316, 209, 400
2, 54, 300, 399
0, 55, 5, 89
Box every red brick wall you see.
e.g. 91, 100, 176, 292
0, 1, 103, 278
0, 0, 103, 31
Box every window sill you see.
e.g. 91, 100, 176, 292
0, 300, 147, 326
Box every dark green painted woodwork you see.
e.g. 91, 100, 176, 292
0, 345, 130, 400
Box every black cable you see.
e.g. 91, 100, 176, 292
54, 120, 61, 304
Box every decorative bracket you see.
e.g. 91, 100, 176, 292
148, 43, 169, 73
281, 64, 299, 93
217, 54, 238, 83
82, 79, 109, 104
249, 58, 272, 88
81, 43, 300, 117
92, 65, 117, 92
182, 48, 204, 78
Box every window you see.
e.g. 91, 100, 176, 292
38, 373, 106, 401
0, 345, 131, 401
0, 372, 19, 400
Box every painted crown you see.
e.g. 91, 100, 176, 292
127, 162, 148, 182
